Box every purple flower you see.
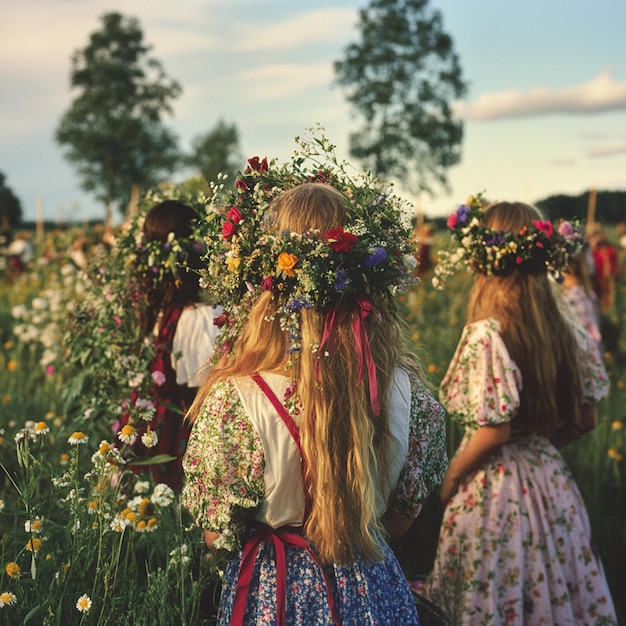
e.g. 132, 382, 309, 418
364, 247, 388, 266
334, 269, 349, 290
151, 370, 166, 386
456, 205, 471, 225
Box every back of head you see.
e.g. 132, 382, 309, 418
140, 200, 203, 332
469, 201, 583, 436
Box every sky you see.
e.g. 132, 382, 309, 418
2, 0, 626, 225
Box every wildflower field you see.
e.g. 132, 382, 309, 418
0, 227, 624, 625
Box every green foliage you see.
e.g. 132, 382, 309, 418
185, 120, 243, 192
55, 12, 182, 215
537, 190, 626, 225
0, 172, 22, 229
334, 0, 467, 195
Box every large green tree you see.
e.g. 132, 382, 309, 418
185, 120, 243, 189
56, 12, 182, 218
334, 0, 467, 195
0, 171, 22, 229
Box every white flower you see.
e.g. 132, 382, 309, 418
68, 432, 89, 445
76, 594, 92, 613
128, 372, 144, 389
134, 480, 151, 494
0, 591, 17, 607
118, 425, 137, 445
0, 499, 4, 512
141, 430, 158, 448
152, 483, 175, 508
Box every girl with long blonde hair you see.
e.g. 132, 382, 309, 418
182, 182, 447, 625
427, 200, 616, 624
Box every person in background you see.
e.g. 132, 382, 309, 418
590, 231, 619, 314
560, 247, 603, 353
427, 198, 617, 624
120, 200, 222, 491
182, 180, 448, 625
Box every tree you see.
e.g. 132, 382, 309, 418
56, 12, 182, 218
185, 120, 243, 189
0, 171, 22, 228
334, 0, 467, 196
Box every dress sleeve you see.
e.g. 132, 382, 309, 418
387, 372, 448, 518
440, 319, 522, 426
181, 379, 265, 553
571, 322, 610, 403
172, 305, 223, 387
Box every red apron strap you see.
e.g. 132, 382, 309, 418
230, 523, 341, 626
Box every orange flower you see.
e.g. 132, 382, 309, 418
277, 252, 298, 277
26, 537, 43, 553
5, 562, 20, 578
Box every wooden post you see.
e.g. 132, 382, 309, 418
586, 187, 597, 236
35, 197, 44, 244
127, 183, 140, 220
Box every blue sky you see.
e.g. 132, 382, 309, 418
2, 0, 626, 224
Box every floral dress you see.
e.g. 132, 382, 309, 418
427, 318, 617, 625
182, 368, 447, 625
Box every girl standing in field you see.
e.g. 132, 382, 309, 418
428, 198, 617, 624
118, 200, 221, 491
181, 150, 448, 625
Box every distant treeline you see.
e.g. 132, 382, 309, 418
428, 190, 626, 230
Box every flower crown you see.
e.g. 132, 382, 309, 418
115, 201, 205, 287
195, 130, 418, 356
432, 193, 584, 289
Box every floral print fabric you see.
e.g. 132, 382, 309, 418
182, 370, 447, 625
428, 318, 617, 625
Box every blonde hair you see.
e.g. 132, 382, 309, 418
468, 202, 583, 436
189, 182, 421, 563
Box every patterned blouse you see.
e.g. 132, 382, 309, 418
181, 369, 447, 553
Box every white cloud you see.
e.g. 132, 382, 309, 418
455, 69, 626, 121
588, 143, 626, 158
237, 8, 357, 51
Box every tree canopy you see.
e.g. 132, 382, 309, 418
334, 0, 467, 196
185, 120, 243, 190
0, 171, 23, 228
55, 12, 182, 217
537, 190, 626, 225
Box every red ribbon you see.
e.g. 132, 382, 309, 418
231, 523, 340, 625
318, 296, 380, 417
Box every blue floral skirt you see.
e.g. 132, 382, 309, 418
217, 538, 419, 625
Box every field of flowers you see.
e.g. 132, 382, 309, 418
0, 226, 624, 625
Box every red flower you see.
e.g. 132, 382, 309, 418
532, 220, 554, 237
221, 221, 236, 240
261, 276, 274, 292
225, 206, 242, 224
246, 156, 269, 173
515, 256, 523, 265
326, 227, 358, 252
446, 213, 457, 229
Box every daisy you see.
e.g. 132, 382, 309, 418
141, 429, 158, 448
76, 594, 92, 613
0, 591, 17, 607
5, 562, 20, 578
118, 424, 137, 444
33, 421, 49, 436
68, 431, 88, 445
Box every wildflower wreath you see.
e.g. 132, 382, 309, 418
432, 193, 584, 289
195, 129, 418, 357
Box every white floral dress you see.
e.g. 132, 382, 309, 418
427, 318, 617, 625
182, 368, 447, 625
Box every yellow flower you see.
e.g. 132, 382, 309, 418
608, 448, 623, 462
2, 395, 10, 404
76, 594, 92, 613
45, 411, 55, 420
617, 380, 625, 389
5, 562, 20, 578
98, 441, 114, 455
138, 497, 152, 518
59, 453, 70, 465
26, 538, 43, 553
612, 421, 623, 430
6, 361, 17, 372
118, 424, 136, 444
147, 517, 159, 530
68, 431, 88, 445
0, 591, 17, 606
3, 340, 14, 349
427, 364, 438, 374
34, 421, 49, 436
225, 255, 241, 272
136, 520, 147, 532
277, 252, 298, 277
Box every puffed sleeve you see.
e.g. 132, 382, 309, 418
181, 379, 265, 553
172, 304, 223, 387
387, 372, 448, 518
440, 318, 522, 426
571, 322, 610, 403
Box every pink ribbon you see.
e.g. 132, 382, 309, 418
318, 296, 380, 417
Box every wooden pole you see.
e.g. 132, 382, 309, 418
35, 197, 44, 244
586, 187, 597, 237
127, 183, 140, 220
